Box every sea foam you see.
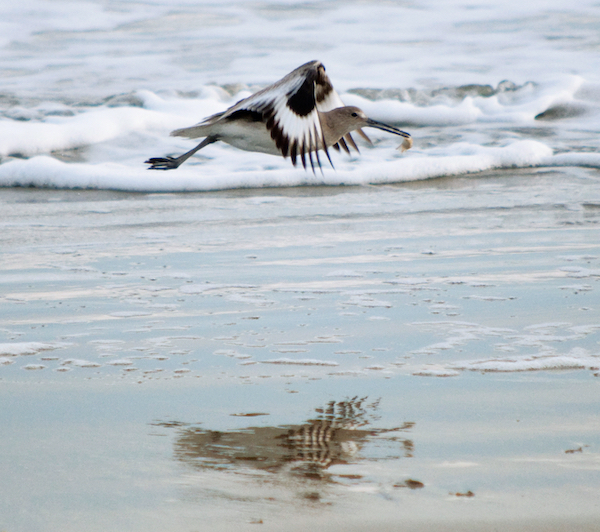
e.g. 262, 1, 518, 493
1, 1, 599, 192
1, 74, 598, 192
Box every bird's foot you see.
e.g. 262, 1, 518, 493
145, 156, 181, 170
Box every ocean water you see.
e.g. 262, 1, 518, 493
1, 2, 600, 532
1, 0, 600, 190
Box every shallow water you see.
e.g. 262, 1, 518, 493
1, 170, 600, 531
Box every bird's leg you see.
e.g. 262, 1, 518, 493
145, 135, 219, 170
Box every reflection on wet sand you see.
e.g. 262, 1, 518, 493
157, 397, 414, 482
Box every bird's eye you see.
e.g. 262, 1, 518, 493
351, 112, 358, 117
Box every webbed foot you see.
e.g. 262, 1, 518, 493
145, 156, 181, 170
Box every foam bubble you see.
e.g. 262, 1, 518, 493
450, 350, 600, 373
260, 358, 339, 366
106, 359, 134, 366
60, 359, 101, 368
22, 364, 46, 371
0, 342, 71, 356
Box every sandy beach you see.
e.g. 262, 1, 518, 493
1, 169, 599, 531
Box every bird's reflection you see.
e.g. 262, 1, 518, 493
156, 397, 414, 481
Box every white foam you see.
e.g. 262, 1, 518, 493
560, 267, 600, 278
60, 359, 101, 368
22, 364, 46, 371
1, 67, 599, 192
0, 107, 168, 158
343, 75, 587, 126
180, 283, 258, 294
0, 138, 571, 192
260, 358, 339, 366
413, 366, 461, 377
450, 349, 600, 373
326, 270, 365, 278
346, 295, 393, 308
105, 359, 134, 366
109, 311, 154, 318
0, 342, 71, 356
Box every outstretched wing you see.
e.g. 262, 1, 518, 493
219, 60, 334, 171
172, 60, 365, 171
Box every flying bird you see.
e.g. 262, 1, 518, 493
145, 60, 412, 172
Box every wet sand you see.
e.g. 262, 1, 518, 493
1, 168, 599, 531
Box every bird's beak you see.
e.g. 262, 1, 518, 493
366, 118, 411, 139
366, 118, 413, 151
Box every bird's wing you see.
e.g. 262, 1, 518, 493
219, 60, 333, 171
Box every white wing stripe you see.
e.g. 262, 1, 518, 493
212, 61, 337, 169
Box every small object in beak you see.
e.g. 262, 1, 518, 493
397, 136, 413, 152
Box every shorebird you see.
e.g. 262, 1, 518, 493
145, 60, 412, 172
